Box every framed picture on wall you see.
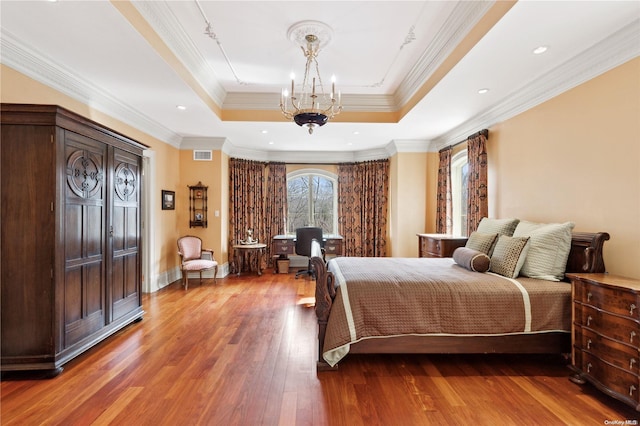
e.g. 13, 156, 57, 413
162, 190, 175, 210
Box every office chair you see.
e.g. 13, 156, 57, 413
294, 227, 323, 279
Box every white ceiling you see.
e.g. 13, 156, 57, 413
1, 1, 639, 162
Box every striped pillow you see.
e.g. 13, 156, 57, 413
513, 221, 575, 281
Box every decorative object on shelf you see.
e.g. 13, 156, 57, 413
188, 181, 208, 228
240, 228, 259, 245
280, 20, 342, 134
161, 190, 175, 210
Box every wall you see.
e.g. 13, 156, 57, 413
178, 149, 228, 272
487, 57, 640, 278
390, 152, 429, 257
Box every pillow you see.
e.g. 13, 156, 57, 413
453, 247, 491, 272
465, 231, 498, 255
476, 217, 520, 237
513, 221, 575, 281
489, 235, 530, 278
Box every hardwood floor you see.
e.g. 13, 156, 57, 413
1, 270, 638, 425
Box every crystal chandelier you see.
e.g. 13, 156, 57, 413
280, 21, 342, 134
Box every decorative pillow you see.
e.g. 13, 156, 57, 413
465, 231, 499, 255
489, 235, 530, 278
513, 221, 575, 281
453, 247, 491, 272
476, 217, 520, 237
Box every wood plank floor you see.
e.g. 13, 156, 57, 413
1, 270, 638, 425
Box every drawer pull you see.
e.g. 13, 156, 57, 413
631, 331, 637, 344
631, 385, 637, 397
587, 315, 592, 327
587, 363, 592, 373
587, 292, 592, 302
631, 358, 637, 370
587, 339, 592, 350
326, 245, 335, 251
631, 303, 637, 316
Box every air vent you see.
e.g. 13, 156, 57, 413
193, 150, 212, 161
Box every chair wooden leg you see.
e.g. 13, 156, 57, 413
213, 266, 218, 283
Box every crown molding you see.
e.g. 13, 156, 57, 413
431, 18, 640, 151
133, 1, 227, 107
0, 29, 183, 149
180, 137, 227, 150
394, 1, 493, 107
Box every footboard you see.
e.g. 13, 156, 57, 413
310, 256, 336, 370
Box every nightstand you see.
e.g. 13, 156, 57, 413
567, 272, 640, 411
416, 233, 468, 258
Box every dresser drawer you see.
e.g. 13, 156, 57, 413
272, 240, 295, 255
575, 281, 640, 320
580, 351, 640, 404
576, 327, 640, 374
577, 305, 640, 348
324, 238, 342, 255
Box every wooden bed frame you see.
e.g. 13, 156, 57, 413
310, 231, 610, 371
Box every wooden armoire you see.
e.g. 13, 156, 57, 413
1, 104, 146, 375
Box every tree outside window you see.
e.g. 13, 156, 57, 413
287, 170, 337, 234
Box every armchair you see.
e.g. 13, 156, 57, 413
177, 235, 218, 289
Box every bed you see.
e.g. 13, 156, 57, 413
310, 227, 610, 371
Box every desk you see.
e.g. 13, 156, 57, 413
271, 235, 343, 258
233, 243, 267, 276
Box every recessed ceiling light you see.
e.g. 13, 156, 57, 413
533, 45, 548, 55
478, 88, 489, 94
353, 131, 360, 135
176, 105, 187, 110
268, 141, 274, 145
261, 130, 268, 134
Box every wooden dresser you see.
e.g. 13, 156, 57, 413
567, 272, 640, 411
417, 234, 468, 258
272, 235, 343, 258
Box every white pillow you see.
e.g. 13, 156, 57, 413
513, 221, 575, 281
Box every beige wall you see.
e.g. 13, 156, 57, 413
178, 150, 228, 266
487, 57, 640, 278
390, 152, 429, 257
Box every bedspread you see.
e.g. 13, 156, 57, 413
323, 257, 571, 366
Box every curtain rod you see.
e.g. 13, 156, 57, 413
438, 129, 488, 153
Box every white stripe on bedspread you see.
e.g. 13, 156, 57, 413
488, 272, 532, 332
330, 260, 357, 342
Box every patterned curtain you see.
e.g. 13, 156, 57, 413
229, 158, 266, 273
265, 162, 287, 267
337, 159, 389, 257
466, 129, 489, 235
436, 146, 452, 234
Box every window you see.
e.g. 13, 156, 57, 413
287, 169, 337, 234
451, 151, 469, 236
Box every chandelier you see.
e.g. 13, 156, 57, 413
280, 21, 342, 134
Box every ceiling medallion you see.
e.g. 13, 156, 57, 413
280, 21, 342, 134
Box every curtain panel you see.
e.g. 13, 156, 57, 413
229, 158, 266, 273
436, 146, 452, 234
265, 162, 287, 266
466, 129, 489, 235
337, 159, 389, 257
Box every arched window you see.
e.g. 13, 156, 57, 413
451, 150, 469, 236
287, 169, 338, 234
